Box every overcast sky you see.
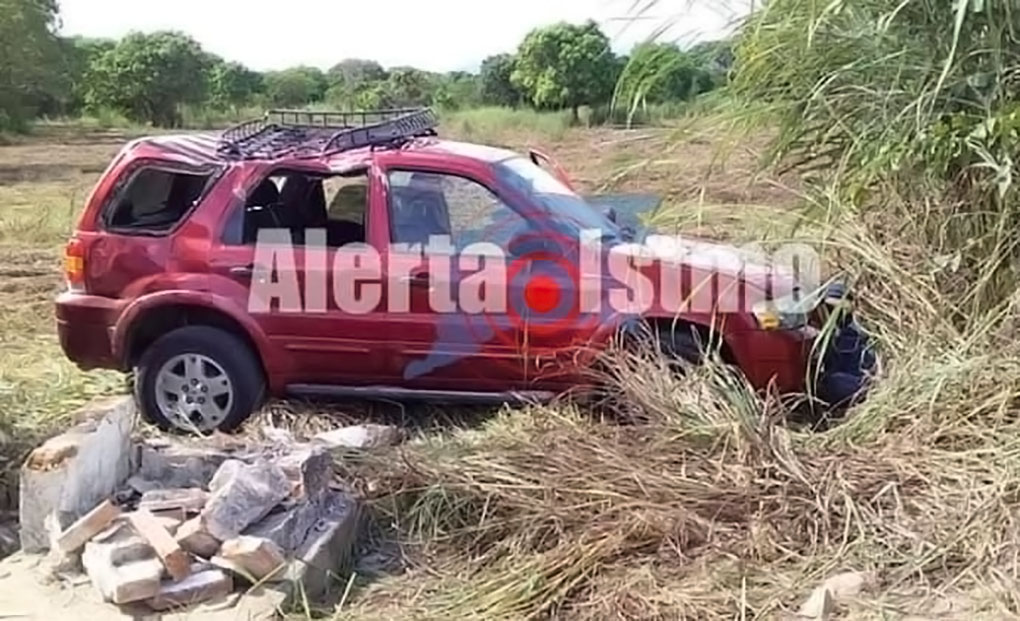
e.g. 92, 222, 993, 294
56, 0, 749, 73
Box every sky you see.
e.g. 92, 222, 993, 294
56, 0, 749, 73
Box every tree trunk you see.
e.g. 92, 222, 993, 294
571, 104, 580, 125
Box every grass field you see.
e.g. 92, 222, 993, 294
5, 112, 1018, 619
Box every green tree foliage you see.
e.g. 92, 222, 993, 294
511, 20, 616, 121
208, 59, 262, 109
264, 66, 326, 107
327, 58, 387, 89
479, 53, 521, 106
60, 36, 115, 114
84, 31, 210, 127
385, 67, 438, 108
0, 0, 62, 130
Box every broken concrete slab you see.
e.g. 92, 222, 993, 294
282, 492, 361, 603
139, 487, 209, 513
201, 460, 290, 541
276, 446, 332, 500
138, 441, 232, 489
313, 424, 402, 450
19, 396, 135, 552
146, 568, 233, 611
216, 536, 286, 582
244, 499, 322, 555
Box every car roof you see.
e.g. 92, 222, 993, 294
135, 133, 522, 170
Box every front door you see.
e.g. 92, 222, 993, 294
379, 167, 532, 391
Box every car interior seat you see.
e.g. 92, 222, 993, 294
391, 173, 451, 245
243, 178, 283, 243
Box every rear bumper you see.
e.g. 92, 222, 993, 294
55, 291, 124, 370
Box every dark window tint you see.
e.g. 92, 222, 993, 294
106, 168, 212, 232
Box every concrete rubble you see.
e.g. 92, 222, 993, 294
2, 396, 367, 618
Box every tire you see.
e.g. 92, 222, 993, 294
657, 323, 717, 365
134, 326, 265, 433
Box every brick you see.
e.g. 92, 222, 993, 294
146, 569, 233, 611
54, 499, 121, 554
82, 525, 164, 605
176, 516, 221, 558
82, 522, 152, 566
149, 507, 186, 534
138, 488, 209, 513
217, 536, 286, 582
127, 509, 192, 581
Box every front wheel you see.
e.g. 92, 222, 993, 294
134, 326, 265, 433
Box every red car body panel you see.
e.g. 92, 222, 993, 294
56, 133, 816, 399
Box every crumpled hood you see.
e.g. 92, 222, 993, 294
615, 233, 814, 300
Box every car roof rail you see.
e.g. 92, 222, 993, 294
218, 107, 439, 160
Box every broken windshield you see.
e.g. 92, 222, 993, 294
494, 156, 620, 241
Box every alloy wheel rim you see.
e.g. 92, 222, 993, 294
154, 353, 233, 432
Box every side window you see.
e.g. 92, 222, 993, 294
234, 171, 369, 247
387, 170, 528, 250
105, 167, 213, 232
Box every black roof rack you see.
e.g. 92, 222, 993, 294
218, 107, 438, 160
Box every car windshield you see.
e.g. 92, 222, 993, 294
494, 156, 620, 240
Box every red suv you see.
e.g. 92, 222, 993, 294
56, 109, 875, 433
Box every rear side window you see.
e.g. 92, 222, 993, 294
104, 167, 214, 233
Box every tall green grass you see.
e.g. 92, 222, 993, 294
733, 0, 1020, 321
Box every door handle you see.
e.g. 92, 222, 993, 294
400, 272, 431, 287
229, 263, 255, 277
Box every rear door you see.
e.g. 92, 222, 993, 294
208, 165, 392, 385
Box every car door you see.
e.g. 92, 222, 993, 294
377, 165, 531, 391
208, 166, 392, 386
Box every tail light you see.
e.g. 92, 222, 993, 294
64, 237, 86, 292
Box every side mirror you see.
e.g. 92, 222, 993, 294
601, 206, 618, 224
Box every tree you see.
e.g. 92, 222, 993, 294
479, 53, 521, 107
0, 0, 62, 130
60, 36, 116, 115
384, 67, 437, 108
84, 31, 210, 127
434, 71, 481, 110
326, 58, 387, 89
264, 66, 326, 107
208, 60, 262, 109
511, 20, 616, 122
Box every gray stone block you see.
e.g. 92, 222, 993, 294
19, 396, 135, 552
282, 493, 360, 604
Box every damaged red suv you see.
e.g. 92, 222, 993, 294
56, 108, 875, 433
